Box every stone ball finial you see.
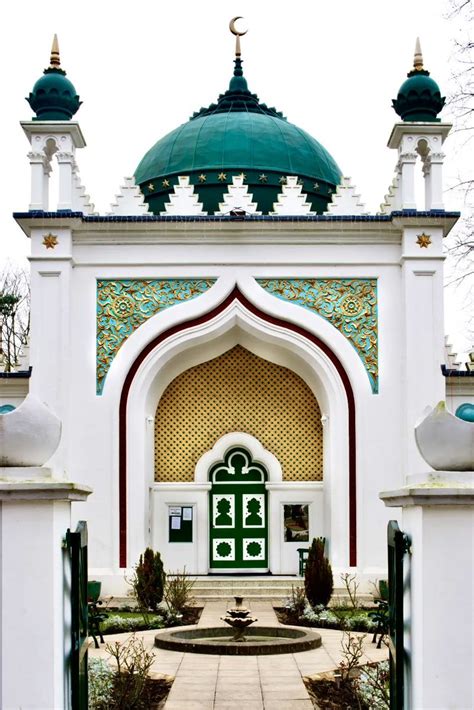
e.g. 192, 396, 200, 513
415, 401, 474, 472
0, 394, 61, 467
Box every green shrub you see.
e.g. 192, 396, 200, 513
88, 657, 114, 708
105, 635, 155, 709
130, 548, 166, 612
304, 537, 333, 607
164, 568, 195, 616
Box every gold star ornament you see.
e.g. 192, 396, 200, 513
259, 174, 268, 183
217, 172, 227, 182
147, 183, 155, 191
416, 233, 432, 248
162, 179, 170, 188
279, 176, 287, 185
42, 234, 58, 249
198, 174, 207, 183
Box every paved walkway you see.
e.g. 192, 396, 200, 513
89, 600, 388, 709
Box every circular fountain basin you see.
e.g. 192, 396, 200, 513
154, 625, 321, 655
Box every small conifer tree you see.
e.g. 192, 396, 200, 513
133, 548, 166, 611
304, 537, 334, 607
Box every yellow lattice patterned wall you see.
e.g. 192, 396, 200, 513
155, 345, 323, 482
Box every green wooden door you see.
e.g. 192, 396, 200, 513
209, 447, 268, 572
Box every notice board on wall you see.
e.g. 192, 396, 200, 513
168, 506, 193, 543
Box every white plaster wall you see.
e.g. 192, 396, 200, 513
24, 221, 441, 593
0, 500, 71, 709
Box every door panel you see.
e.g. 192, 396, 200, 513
209, 447, 268, 571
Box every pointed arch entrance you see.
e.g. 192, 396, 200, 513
118, 288, 357, 568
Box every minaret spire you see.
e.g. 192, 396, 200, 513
49, 34, 61, 69
413, 37, 424, 71
229, 16, 247, 60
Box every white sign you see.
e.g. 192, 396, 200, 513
169, 506, 181, 517
182, 508, 192, 521
171, 517, 181, 530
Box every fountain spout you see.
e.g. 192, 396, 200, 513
221, 595, 258, 642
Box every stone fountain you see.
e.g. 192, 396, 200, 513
220, 596, 258, 642
155, 593, 322, 655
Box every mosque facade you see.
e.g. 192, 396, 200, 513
5, 27, 471, 593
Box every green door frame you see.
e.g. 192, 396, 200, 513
209, 446, 269, 572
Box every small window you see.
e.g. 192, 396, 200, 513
283, 504, 309, 542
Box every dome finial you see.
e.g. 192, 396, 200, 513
49, 34, 61, 69
413, 37, 424, 71
229, 16, 247, 59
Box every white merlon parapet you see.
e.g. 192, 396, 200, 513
72, 168, 95, 214
109, 177, 151, 216
387, 122, 452, 211
324, 177, 368, 216
21, 121, 87, 212
444, 336, 462, 371
161, 176, 207, 216
379, 175, 401, 214
270, 176, 315, 216
215, 175, 262, 215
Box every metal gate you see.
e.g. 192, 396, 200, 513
387, 520, 410, 710
66, 521, 88, 709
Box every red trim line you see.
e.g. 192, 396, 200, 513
119, 287, 357, 567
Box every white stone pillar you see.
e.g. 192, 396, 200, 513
0, 473, 91, 710
27, 151, 49, 210
422, 157, 432, 211
380, 471, 474, 710
56, 151, 74, 210
399, 225, 445, 474
429, 153, 445, 210
399, 153, 418, 209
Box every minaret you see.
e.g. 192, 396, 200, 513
388, 38, 451, 211
387, 39, 452, 477
22, 35, 89, 212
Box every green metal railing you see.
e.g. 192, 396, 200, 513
387, 520, 410, 710
66, 521, 88, 709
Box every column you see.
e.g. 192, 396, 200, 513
429, 152, 445, 210
0, 473, 91, 709
380, 471, 474, 710
27, 151, 49, 210
56, 151, 75, 210
399, 152, 418, 209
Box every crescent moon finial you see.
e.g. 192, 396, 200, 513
229, 16, 248, 57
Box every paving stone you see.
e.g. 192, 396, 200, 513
164, 701, 214, 710
214, 702, 264, 710
262, 688, 311, 701
263, 700, 314, 709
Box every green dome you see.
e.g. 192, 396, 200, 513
135, 59, 342, 215
392, 42, 445, 122
26, 37, 81, 121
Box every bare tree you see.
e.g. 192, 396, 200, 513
0, 263, 30, 372
445, 0, 474, 285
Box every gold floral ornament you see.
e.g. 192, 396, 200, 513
416, 233, 431, 248
257, 278, 378, 393
96, 279, 215, 395
42, 234, 58, 249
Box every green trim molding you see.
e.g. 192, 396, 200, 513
257, 279, 378, 393
96, 279, 215, 394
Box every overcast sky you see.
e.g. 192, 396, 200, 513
0, 0, 471, 358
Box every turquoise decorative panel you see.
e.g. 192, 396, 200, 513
96, 279, 215, 394
257, 278, 378, 393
